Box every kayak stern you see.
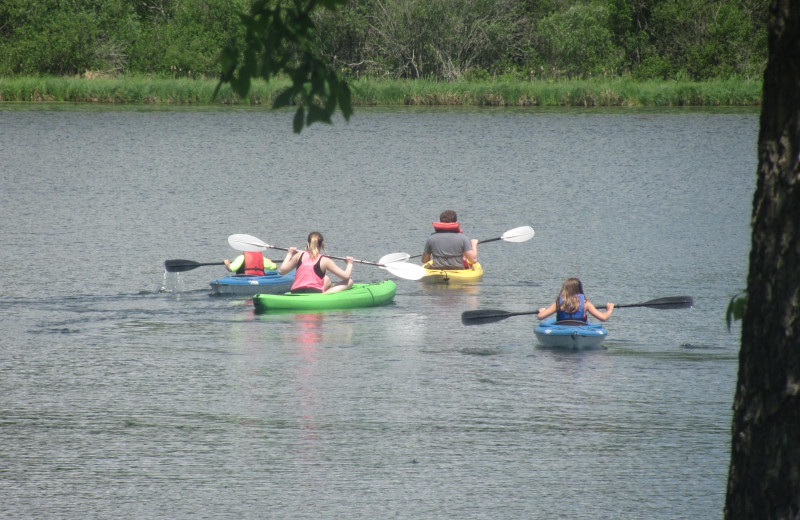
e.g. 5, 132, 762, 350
534, 318, 608, 349
210, 270, 295, 296
421, 262, 483, 284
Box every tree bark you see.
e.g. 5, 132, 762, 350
725, 1, 800, 519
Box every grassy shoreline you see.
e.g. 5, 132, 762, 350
0, 75, 762, 107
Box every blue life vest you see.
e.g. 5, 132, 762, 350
557, 294, 586, 321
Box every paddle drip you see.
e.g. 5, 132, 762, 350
160, 270, 186, 294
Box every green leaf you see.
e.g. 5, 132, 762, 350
292, 107, 305, 134
726, 291, 746, 331
307, 104, 332, 125
337, 82, 352, 121
273, 87, 296, 109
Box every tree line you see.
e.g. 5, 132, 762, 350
0, 0, 767, 81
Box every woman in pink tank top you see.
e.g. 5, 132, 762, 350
278, 232, 354, 293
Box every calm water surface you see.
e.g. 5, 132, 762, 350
1, 104, 756, 519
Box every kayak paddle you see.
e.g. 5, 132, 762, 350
227, 233, 427, 281
381, 225, 535, 263
164, 259, 225, 272
378, 252, 415, 265
461, 296, 695, 325
475, 225, 535, 245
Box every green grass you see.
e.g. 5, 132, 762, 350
0, 75, 291, 104
0, 75, 762, 107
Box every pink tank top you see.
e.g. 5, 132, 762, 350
292, 252, 325, 291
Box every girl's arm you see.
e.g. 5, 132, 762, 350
321, 256, 353, 280
537, 302, 556, 319
278, 247, 300, 275
224, 254, 244, 272
586, 300, 614, 321
263, 256, 277, 271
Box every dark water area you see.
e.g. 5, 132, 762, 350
1, 104, 756, 519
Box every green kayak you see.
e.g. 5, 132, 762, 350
253, 281, 397, 313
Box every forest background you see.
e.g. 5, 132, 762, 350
0, 0, 768, 105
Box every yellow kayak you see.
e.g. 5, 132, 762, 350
421, 262, 483, 284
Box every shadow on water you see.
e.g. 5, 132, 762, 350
606, 342, 739, 361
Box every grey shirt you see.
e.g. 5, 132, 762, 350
423, 233, 473, 268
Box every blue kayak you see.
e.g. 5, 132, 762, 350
210, 270, 295, 296
534, 318, 608, 349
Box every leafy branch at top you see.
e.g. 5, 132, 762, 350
215, 0, 352, 133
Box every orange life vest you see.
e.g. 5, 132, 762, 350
243, 251, 266, 276
432, 221, 463, 233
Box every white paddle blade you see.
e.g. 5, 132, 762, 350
501, 226, 535, 242
228, 233, 269, 251
384, 261, 426, 281
378, 252, 412, 264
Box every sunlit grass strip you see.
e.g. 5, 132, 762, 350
348, 78, 762, 106
0, 75, 290, 104
0, 75, 761, 106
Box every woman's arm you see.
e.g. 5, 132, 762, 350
586, 300, 614, 321
278, 247, 300, 275
321, 256, 353, 280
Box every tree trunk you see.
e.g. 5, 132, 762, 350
725, 1, 800, 519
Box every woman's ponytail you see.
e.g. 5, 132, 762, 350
307, 232, 324, 258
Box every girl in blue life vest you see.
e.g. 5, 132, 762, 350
278, 232, 354, 293
537, 278, 615, 322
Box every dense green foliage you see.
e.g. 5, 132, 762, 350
315, 0, 768, 80
0, 0, 768, 81
0, 0, 249, 76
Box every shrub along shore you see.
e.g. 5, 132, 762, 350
0, 75, 762, 107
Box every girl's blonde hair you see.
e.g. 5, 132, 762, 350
306, 232, 325, 258
557, 278, 584, 313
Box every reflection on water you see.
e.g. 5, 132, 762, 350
607, 346, 739, 361
293, 312, 326, 346
420, 282, 483, 296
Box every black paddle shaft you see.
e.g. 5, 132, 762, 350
610, 296, 694, 310
164, 259, 225, 272
461, 296, 694, 326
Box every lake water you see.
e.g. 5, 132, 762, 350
0, 103, 757, 519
